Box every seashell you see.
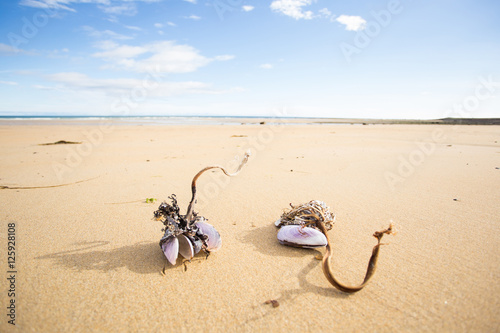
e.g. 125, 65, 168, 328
186, 235, 202, 255
277, 225, 327, 249
178, 234, 194, 260
196, 221, 222, 252
161, 236, 179, 265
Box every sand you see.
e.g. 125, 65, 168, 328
0, 121, 499, 332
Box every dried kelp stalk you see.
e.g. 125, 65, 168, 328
275, 200, 394, 293
154, 152, 250, 266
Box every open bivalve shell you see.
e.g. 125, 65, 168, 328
277, 225, 327, 248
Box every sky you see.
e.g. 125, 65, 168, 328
0, 0, 499, 119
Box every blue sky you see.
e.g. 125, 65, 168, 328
0, 0, 499, 119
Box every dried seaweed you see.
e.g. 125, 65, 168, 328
278, 200, 394, 293
39, 140, 82, 145
0, 176, 99, 190
154, 152, 251, 265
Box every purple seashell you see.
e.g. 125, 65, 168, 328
186, 235, 202, 255
161, 236, 179, 265
196, 221, 222, 252
178, 234, 194, 260
277, 225, 327, 249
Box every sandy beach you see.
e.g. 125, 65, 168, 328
0, 121, 499, 332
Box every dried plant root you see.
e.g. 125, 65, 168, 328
316, 221, 394, 293
184, 151, 251, 222
278, 201, 394, 293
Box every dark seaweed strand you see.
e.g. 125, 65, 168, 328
184, 152, 250, 223
315, 220, 393, 293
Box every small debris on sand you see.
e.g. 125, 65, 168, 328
265, 300, 279, 308
39, 140, 82, 145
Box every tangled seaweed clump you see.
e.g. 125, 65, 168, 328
154, 195, 221, 265
154, 152, 250, 266
275, 200, 394, 293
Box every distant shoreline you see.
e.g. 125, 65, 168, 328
0, 116, 499, 126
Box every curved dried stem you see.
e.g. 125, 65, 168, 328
184, 151, 251, 223
315, 221, 393, 293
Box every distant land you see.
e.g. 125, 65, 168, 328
310, 117, 500, 125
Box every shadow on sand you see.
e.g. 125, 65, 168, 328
240, 223, 350, 300
35, 240, 171, 275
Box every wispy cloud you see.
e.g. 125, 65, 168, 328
0, 43, 23, 54
20, 0, 160, 15
183, 0, 197, 3
0, 80, 18, 86
184, 14, 201, 20
242, 5, 254, 12
318, 8, 331, 18
270, 0, 313, 20
215, 55, 235, 61
336, 15, 366, 31
125, 25, 143, 31
45, 72, 233, 97
20, 0, 75, 12
81, 26, 133, 40
259, 63, 273, 69
92, 40, 233, 74
99, 3, 137, 16
167, 22, 177, 27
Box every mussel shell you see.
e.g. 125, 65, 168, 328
277, 225, 327, 249
186, 235, 203, 255
161, 235, 179, 265
177, 234, 194, 260
196, 221, 222, 252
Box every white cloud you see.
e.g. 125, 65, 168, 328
20, 0, 75, 12
125, 25, 143, 31
92, 40, 233, 74
270, 0, 313, 20
260, 63, 273, 69
45, 72, 231, 97
318, 8, 331, 18
81, 26, 133, 40
242, 5, 254, 12
99, 3, 137, 16
93, 40, 119, 50
183, 0, 197, 3
0, 81, 18, 86
0, 43, 22, 54
167, 22, 177, 27
215, 55, 235, 61
154, 23, 163, 28
93, 44, 147, 60
336, 15, 366, 31
20, 0, 160, 15
185, 15, 201, 20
